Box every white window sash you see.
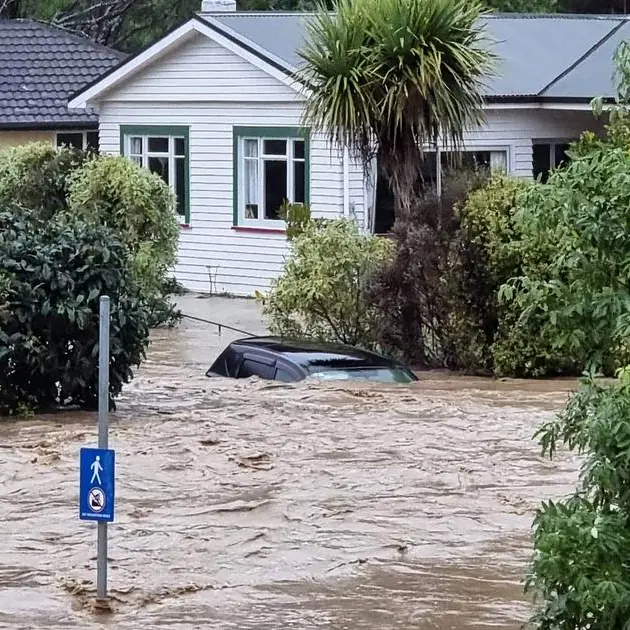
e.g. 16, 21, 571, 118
238, 136, 305, 227
124, 134, 186, 218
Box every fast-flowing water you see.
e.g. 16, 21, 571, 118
0, 296, 579, 629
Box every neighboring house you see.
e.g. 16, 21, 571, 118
0, 20, 124, 151
68, 3, 625, 296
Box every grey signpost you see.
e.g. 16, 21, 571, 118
96, 295, 110, 603
79, 295, 115, 609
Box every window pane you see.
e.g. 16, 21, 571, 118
57, 132, 83, 150
148, 156, 169, 184
490, 151, 507, 172
86, 131, 99, 152
533, 143, 551, 182
130, 156, 142, 166
244, 158, 259, 219
244, 139, 258, 158
175, 157, 186, 217
293, 140, 305, 159
293, 160, 305, 204
129, 137, 143, 154
264, 159, 287, 220
148, 137, 169, 153
174, 137, 185, 157
263, 139, 286, 156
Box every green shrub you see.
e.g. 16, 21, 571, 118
0, 143, 88, 221
67, 155, 180, 325
0, 206, 150, 414
0, 144, 180, 327
367, 169, 489, 369
262, 218, 391, 348
526, 368, 630, 627
500, 145, 630, 377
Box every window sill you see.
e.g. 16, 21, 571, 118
179, 223, 192, 229
231, 226, 286, 234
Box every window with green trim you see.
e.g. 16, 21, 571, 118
233, 126, 310, 227
120, 125, 190, 224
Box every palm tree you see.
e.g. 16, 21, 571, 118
299, 0, 494, 218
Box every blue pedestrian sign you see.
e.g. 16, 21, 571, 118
79, 447, 115, 522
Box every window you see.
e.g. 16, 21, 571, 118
233, 126, 310, 227
373, 147, 509, 234
532, 141, 573, 183
120, 126, 190, 224
56, 130, 99, 152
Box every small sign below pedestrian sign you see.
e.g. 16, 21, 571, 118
80, 447, 115, 522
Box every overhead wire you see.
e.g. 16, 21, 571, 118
179, 313, 256, 337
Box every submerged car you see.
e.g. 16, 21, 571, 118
206, 336, 418, 384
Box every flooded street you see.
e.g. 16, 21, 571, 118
0, 296, 579, 629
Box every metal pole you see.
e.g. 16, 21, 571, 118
436, 142, 442, 199
96, 295, 110, 603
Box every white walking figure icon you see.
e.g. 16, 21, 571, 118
90, 455, 103, 485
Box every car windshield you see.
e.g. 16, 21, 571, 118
309, 367, 415, 384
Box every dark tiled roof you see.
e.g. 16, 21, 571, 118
0, 19, 125, 128
205, 12, 630, 101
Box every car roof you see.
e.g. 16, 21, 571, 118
230, 336, 403, 370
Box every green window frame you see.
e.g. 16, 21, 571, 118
120, 125, 191, 224
232, 126, 310, 227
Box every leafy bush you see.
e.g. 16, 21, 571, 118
367, 169, 490, 368
526, 368, 630, 627
67, 155, 180, 326
262, 218, 392, 347
0, 206, 150, 414
500, 145, 630, 377
0, 144, 180, 327
0, 143, 88, 220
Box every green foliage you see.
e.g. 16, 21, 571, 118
499, 144, 630, 377
0, 143, 181, 328
262, 218, 392, 347
0, 143, 88, 221
67, 154, 180, 325
527, 369, 630, 627
458, 174, 575, 377
0, 206, 150, 415
300, 0, 493, 215
278, 200, 323, 241
368, 169, 491, 369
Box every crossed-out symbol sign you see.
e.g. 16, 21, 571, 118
88, 487, 106, 513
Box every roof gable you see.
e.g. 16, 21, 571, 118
0, 19, 124, 128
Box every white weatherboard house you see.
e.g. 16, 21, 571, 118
69, 4, 626, 296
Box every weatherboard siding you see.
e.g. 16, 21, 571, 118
98, 99, 357, 296
105, 33, 300, 103
461, 108, 602, 176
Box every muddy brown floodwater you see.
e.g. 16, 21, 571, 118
0, 296, 580, 629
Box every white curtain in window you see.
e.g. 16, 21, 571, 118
243, 139, 259, 219
490, 151, 507, 173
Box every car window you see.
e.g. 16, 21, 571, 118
309, 367, 415, 383
275, 367, 295, 382
239, 358, 276, 380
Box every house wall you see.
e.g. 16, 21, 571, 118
461, 108, 603, 176
97, 33, 364, 297
94, 31, 603, 297
0, 130, 54, 149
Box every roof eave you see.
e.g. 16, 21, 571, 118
0, 120, 98, 131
